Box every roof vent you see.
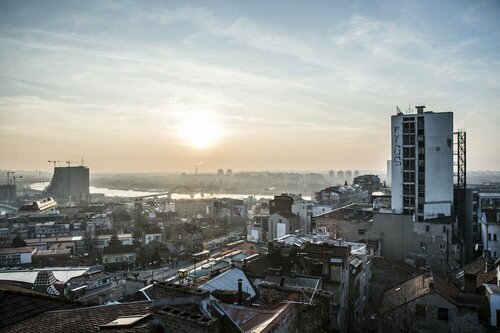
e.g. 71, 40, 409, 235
99, 314, 150, 330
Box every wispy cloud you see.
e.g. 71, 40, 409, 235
0, 0, 499, 171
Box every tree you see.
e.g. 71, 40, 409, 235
108, 232, 122, 249
11, 234, 26, 248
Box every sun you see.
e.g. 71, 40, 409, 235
178, 112, 221, 149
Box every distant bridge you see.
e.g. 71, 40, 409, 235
134, 186, 208, 200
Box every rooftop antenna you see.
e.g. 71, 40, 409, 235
396, 106, 403, 115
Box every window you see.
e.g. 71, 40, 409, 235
358, 228, 365, 235
442, 226, 446, 233
489, 233, 492, 241
440, 244, 446, 251
495, 234, 497, 241
415, 304, 426, 319
425, 225, 430, 232
437, 308, 448, 321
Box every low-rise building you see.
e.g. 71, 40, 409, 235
480, 201, 500, 258
378, 273, 487, 333
0, 246, 36, 266
18, 197, 57, 214
32, 247, 72, 266
269, 212, 299, 240
25, 236, 84, 254
94, 233, 133, 252
102, 245, 136, 269
142, 227, 162, 245
484, 283, 500, 328
174, 198, 215, 218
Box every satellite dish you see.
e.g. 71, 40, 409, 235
474, 243, 479, 252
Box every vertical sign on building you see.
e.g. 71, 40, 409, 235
391, 115, 403, 213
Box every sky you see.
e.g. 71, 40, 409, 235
0, 0, 499, 174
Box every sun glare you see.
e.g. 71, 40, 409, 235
178, 112, 221, 149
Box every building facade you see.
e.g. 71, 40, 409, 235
391, 106, 453, 222
46, 166, 90, 203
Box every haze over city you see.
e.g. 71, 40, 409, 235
1, 0, 499, 173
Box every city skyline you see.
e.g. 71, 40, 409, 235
1, 0, 499, 173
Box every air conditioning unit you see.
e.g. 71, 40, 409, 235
441, 248, 446, 252
421, 246, 426, 251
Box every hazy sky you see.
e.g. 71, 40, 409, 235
1, 0, 499, 173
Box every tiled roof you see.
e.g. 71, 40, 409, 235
32, 270, 60, 293
0, 281, 82, 329
3, 301, 153, 333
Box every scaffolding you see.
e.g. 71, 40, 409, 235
454, 130, 466, 190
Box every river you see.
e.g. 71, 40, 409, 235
27, 182, 301, 200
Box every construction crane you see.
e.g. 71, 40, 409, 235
12, 175, 23, 185
6, 171, 14, 185
66, 160, 77, 167
48, 160, 64, 168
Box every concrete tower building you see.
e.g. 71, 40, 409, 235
391, 106, 453, 222
386, 160, 392, 187
46, 166, 89, 203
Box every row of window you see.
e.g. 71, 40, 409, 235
103, 255, 134, 263
488, 233, 498, 241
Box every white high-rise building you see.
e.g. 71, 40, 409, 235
386, 160, 392, 187
391, 106, 453, 222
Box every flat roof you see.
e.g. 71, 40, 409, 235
0, 267, 91, 284
0, 247, 35, 255
95, 234, 132, 239
25, 236, 83, 243
484, 284, 500, 295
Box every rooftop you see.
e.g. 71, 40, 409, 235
0, 281, 82, 329
0, 247, 35, 255
3, 301, 152, 333
198, 267, 256, 300
0, 267, 92, 284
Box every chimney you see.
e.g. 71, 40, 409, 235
237, 279, 243, 305
416, 105, 425, 114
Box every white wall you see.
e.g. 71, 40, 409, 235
489, 292, 500, 326
423, 112, 453, 218
481, 212, 500, 258
292, 202, 312, 233
20, 251, 33, 264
